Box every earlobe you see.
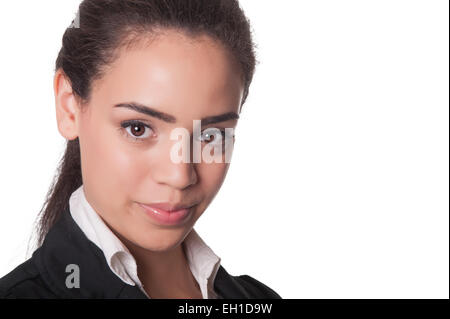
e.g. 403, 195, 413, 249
54, 69, 80, 140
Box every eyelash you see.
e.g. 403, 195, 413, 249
120, 120, 234, 144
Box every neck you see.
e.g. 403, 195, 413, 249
114, 232, 201, 298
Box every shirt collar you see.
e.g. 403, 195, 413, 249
183, 225, 222, 298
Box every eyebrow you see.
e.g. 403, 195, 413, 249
114, 102, 239, 125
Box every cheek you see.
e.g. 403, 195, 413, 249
79, 119, 141, 204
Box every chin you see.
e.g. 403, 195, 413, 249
132, 228, 188, 252
137, 240, 181, 253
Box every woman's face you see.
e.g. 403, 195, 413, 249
73, 30, 243, 252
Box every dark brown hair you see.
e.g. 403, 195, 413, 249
28, 0, 257, 253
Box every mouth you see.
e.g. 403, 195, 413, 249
137, 202, 197, 226
140, 201, 196, 212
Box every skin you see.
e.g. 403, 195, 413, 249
54, 29, 244, 298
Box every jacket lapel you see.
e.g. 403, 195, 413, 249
213, 265, 250, 298
33, 205, 142, 298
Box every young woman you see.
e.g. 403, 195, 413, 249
0, 0, 281, 299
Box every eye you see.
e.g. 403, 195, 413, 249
199, 127, 227, 145
121, 120, 154, 140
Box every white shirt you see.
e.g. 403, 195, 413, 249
68, 185, 222, 299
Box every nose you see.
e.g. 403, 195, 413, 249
151, 140, 198, 190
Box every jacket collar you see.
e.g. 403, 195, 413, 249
32, 205, 249, 298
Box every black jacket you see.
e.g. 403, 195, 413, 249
0, 205, 281, 299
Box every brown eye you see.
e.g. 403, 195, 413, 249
130, 123, 145, 137
121, 120, 153, 140
203, 132, 215, 142
199, 128, 224, 144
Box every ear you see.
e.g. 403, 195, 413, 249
54, 69, 81, 140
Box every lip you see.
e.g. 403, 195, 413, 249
138, 202, 195, 226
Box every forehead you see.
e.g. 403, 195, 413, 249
89, 29, 244, 119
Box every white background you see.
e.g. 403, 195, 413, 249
0, 1, 448, 298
